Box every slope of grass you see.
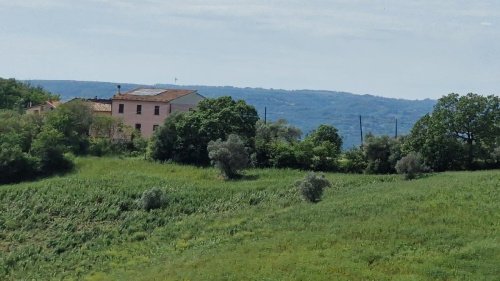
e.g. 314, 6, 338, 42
0, 157, 499, 280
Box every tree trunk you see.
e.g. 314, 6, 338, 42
467, 138, 473, 170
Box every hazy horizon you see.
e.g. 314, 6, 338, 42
1, 1, 499, 99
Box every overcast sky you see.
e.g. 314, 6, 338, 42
0, 0, 498, 99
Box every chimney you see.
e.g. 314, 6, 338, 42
117, 84, 121, 95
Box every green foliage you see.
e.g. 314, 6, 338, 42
295, 172, 331, 202
254, 119, 301, 167
268, 141, 297, 168
0, 110, 73, 183
141, 188, 167, 211
0, 110, 44, 152
208, 134, 249, 179
406, 93, 499, 170
404, 114, 465, 171
363, 134, 401, 174
148, 112, 185, 162
0, 144, 38, 184
45, 100, 94, 154
339, 147, 367, 173
88, 138, 113, 156
305, 124, 343, 149
395, 152, 428, 180
0, 78, 58, 111
150, 97, 258, 165
31, 127, 73, 174
261, 123, 342, 171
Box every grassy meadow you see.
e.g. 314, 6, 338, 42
0, 157, 499, 280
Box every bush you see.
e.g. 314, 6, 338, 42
0, 144, 38, 184
140, 188, 167, 211
364, 134, 402, 174
395, 152, 428, 180
340, 147, 367, 173
31, 127, 73, 174
295, 172, 331, 203
88, 138, 112, 156
207, 134, 249, 179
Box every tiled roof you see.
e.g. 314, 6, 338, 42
90, 102, 112, 112
112, 88, 196, 102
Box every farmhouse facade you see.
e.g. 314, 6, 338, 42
112, 88, 204, 137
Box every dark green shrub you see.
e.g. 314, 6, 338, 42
364, 134, 402, 174
269, 141, 297, 168
31, 127, 73, 174
295, 172, 331, 203
395, 152, 428, 180
88, 138, 112, 156
0, 144, 38, 184
140, 188, 166, 211
340, 147, 367, 173
207, 134, 249, 179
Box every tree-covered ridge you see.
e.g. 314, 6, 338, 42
0, 78, 59, 111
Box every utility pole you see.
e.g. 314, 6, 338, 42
395, 118, 398, 138
264, 107, 267, 124
359, 115, 363, 148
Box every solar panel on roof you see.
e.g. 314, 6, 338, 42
130, 89, 166, 96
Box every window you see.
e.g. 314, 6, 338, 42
136, 104, 142, 115
153, 124, 159, 131
135, 123, 141, 132
118, 104, 124, 113
154, 105, 160, 115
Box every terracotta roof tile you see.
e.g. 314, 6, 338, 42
90, 102, 112, 112
112, 88, 196, 102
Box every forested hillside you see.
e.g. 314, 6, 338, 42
28, 80, 436, 148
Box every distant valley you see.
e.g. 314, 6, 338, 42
27, 80, 436, 148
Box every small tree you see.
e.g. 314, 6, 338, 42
207, 134, 249, 179
295, 172, 331, 203
395, 152, 427, 180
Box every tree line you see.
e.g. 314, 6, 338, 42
1, 78, 498, 183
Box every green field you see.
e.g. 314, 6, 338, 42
1, 158, 499, 280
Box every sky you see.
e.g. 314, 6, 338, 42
0, 0, 499, 99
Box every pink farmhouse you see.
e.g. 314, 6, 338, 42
112, 88, 205, 137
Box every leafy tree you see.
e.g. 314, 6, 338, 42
45, 100, 94, 154
405, 93, 498, 170
254, 119, 301, 167
339, 147, 367, 173
207, 134, 249, 179
363, 134, 401, 174
90, 115, 128, 139
433, 93, 499, 169
403, 114, 464, 171
148, 113, 185, 162
31, 127, 73, 174
305, 124, 342, 149
0, 78, 58, 111
0, 110, 44, 152
150, 97, 258, 165
0, 144, 38, 184
302, 124, 342, 171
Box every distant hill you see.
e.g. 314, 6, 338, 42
27, 80, 436, 148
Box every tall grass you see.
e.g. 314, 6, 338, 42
0, 157, 498, 280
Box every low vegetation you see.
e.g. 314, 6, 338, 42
0, 157, 499, 280
207, 134, 249, 179
295, 172, 331, 202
